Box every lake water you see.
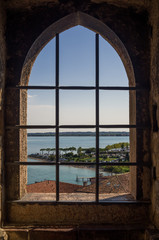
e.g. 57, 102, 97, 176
27, 136, 129, 185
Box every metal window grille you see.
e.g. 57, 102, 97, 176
6, 33, 150, 203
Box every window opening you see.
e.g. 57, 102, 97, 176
15, 26, 138, 202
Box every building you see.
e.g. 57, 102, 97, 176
0, 0, 159, 239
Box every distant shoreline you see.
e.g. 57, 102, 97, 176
28, 132, 129, 137
28, 135, 129, 137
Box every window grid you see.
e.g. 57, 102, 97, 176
56, 33, 60, 201
95, 33, 99, 202
7, 32, 143, 202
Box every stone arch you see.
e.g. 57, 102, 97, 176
20, 11, 135, 87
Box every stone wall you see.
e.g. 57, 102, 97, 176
2, 0, 151, 229
0, 1, 158, 239
0, 1, 6, 226
150, 0, 159, 229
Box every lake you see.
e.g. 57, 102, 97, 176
27, 135, 129, 185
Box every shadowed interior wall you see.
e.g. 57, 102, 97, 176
0, 0, 6, 225
150, 0, 159, 229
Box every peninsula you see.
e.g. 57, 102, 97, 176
28, 131, 129, 137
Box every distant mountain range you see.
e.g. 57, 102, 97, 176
28, 132, 129, 137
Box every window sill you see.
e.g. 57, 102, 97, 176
8, 193, 150, 204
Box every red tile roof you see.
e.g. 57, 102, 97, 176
27, 173, 130, 194
27, 180, 81, 193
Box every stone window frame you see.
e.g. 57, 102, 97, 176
21, 11, 137, 200
3, 12, 151, 226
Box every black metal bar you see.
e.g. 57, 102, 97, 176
99, 87, 136, 90
5, 161, 151, 167
59, 86, 95, 90
7, 124, 148, 130
6, 84, 150, 92
11, 125, 55, 129
99, 151, 130, 154
6, 162, 95, 166
14, 85, 137, 90
98, 162, 149, 166
96, 33, 99, 203
59, 125, 96, 128
57, 162, 96, 166
99, 125, 136, 128
6, 162, 56, 165
58, 162, 149, 166
16, 86, 56, 90
56, 33, 59, 202
7, 200, 151, 205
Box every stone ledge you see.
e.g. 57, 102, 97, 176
1, 225, 148, 240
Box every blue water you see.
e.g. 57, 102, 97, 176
27, 162, 96, 185
27, 136, 129, 185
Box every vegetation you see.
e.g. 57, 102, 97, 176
29, 142, 130, 174
102, 166, 130, 173
105, 142, 129, 151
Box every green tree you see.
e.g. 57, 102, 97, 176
68, 147, 76, 152
121, 143, 125, 149
46, 148, 51, 155
49, 154, 56, 161
77, 147, 82, 155
40, 148, 45, 155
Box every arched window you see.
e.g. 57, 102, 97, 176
17, 25, 136, 202
4, 11, 152, 228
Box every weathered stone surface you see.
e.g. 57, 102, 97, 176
0, 0, 5, 232
5, 231, 27, 240
145, 229, 159, 240
79, 228, 145, 240
4, 0, 149, 10
4, 227, 146, 240
6, 202, 149, 226
30, 228, 76, 240
0, 229, 8, 240
149, 0, 159, 230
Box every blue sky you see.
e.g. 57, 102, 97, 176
28, 26, 129, 131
